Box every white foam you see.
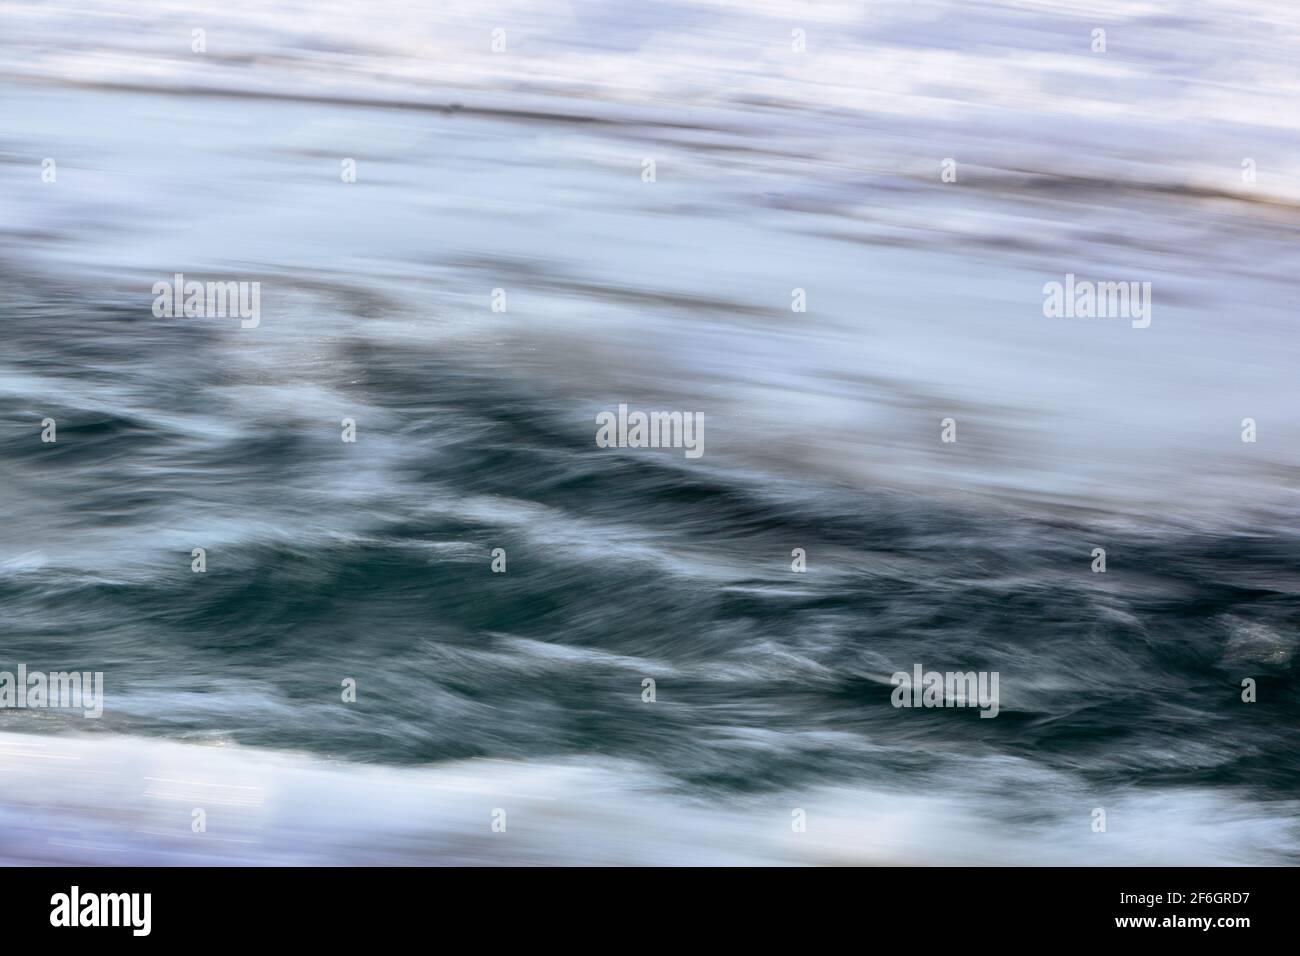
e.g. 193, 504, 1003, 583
1, 731, 1293, 865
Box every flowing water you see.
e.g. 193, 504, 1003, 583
1, 0, 1298, 864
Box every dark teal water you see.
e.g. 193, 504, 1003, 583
3, 280, 1298, 803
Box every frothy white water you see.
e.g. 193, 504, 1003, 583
2, 0, 1299, 521
2, 731, 1293, 865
